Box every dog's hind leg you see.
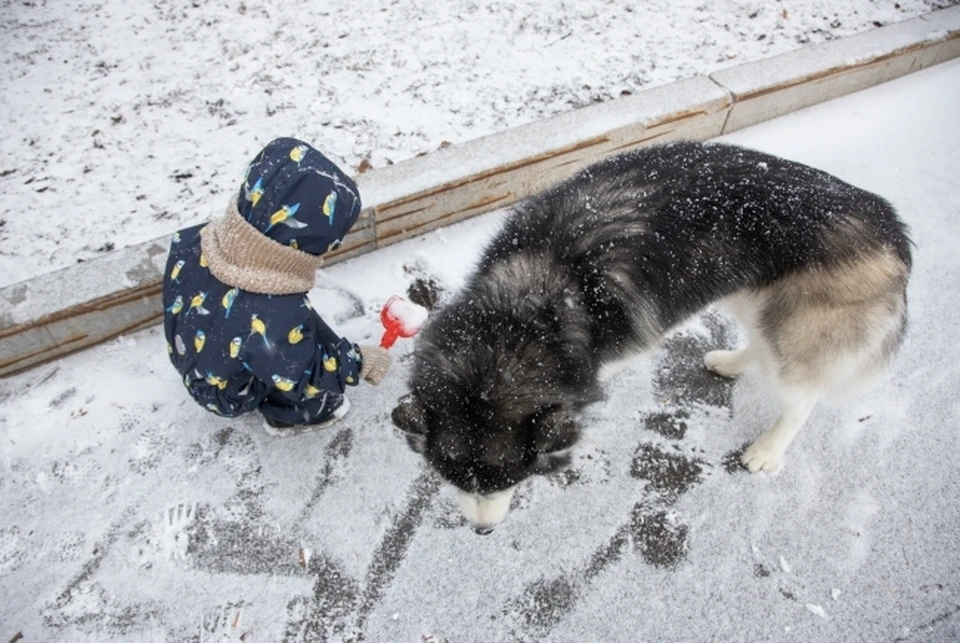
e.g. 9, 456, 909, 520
741, 383, 819, 473
704, 347, 751, 378
704, 292, 764, 379
732, 287, 822, 473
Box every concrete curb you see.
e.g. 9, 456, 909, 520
2, 6, 958, 377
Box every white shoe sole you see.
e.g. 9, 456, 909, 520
261, 396, 350, 437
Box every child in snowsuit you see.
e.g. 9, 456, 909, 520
162, 137, 392, 433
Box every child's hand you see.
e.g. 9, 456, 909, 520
359, 345, 393, 385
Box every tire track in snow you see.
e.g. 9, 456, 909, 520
505, 312, 736, 638
355, 470, 441, 633
282, 469, 441, 641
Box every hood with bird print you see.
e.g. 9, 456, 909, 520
161, 138, 366, 427
236, 137, 361, 255
199, 137, 363, 296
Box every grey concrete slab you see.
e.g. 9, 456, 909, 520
712, 10, 959, 133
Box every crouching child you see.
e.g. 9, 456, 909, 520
162, 137, 392, 434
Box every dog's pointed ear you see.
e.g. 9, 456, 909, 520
530, 406, 579, 474
391, 393, 429, 454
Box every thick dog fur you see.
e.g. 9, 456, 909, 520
392, 141, 911, 531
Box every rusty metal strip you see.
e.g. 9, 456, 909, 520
734, 38, 948, 101
377, 193, 516, 246
374, 135, 612, 219
1, 312, 163, 376
0, 282, 163, 340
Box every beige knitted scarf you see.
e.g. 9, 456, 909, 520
200, 198, 324, 295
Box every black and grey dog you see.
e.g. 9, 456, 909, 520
392, 141, 912, 532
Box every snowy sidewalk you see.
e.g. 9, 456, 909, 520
1, 59, 959, 642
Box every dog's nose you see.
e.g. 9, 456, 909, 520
473, 526, 495, 536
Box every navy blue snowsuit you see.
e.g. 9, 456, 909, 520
162, 138, 363, 425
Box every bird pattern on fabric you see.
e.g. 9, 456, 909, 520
170, 259, 185, 283
290, 144, 308, 165
189, 292, 210, 316
229, 336, 243, 358
162, 137, 364, 425
244, 177, 264, 209
265, 203, 306, 232
288, 324, 304, 345
322, 191, 337, 225
222, 288, 239, 318
167, 295, 184, 315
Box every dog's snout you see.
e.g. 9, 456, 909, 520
457, 486, 518, 534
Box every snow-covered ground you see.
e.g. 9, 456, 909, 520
1, 0, 958, 286
1, 58, 958, 642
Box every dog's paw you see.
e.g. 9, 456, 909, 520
741, 438, 784, 473
704, 349, 747, 378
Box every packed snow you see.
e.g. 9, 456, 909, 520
1, 0, 958, 285
0, 58, 958, 641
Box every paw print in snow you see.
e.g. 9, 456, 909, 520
129, 425, 174, 475
282, 595, 312, 641
199, 601, 248, 642
118, 407, 144, 433
0, 526, 25, 574
189, 427, 260, 483
50, 444, 100, 485
53, 531, 86, 562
